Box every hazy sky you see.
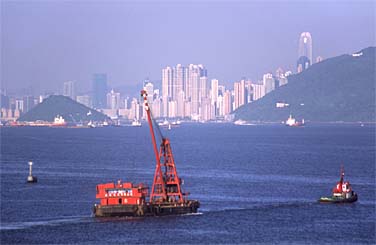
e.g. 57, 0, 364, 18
2, 0, 375, 96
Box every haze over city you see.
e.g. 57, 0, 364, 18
2, 0, 375, 96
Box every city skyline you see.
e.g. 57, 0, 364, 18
2, 1, 375, 95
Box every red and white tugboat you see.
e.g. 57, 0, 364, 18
319, 166, 358, 203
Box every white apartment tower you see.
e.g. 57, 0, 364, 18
263, 73, 275, 94
233, 80, 245, 110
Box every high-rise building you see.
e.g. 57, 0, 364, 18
152, 98, 162, 118
223, 90, 232, 115
162, 67, 173, 117
297, 32, 313, 72
173, 64, 185, 100
200, 97, 212, 121
129, 98, 140, 121
211, 79, 219, 105
233, 80, 245, 110
106, 89, 121, 110
22, 96, 35, 113
162, 67, 173, 99
199, 76, 208, 102
144, 82, 154, 104
263, 73, 275, 94
245, 80, 253, 103
252, 83, 265, 101
63, 81, 76, 100
168, 100, 177, 118
15, 99, 24, 113
217, 94, 224, 117
278, 75, 288, 87
189, 65, 201, 115
92, 73, 108, 109
210, 79, 219, 117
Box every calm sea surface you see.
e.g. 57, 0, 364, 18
1, 124, 375, 244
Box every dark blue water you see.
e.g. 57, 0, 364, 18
1, 124, 375, 244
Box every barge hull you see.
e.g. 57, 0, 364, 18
94, 201, 200, 217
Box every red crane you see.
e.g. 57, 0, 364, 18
141, 90, 185, 204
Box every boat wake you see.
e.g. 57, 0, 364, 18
180, 212, 203, 216
0, 216, 90, 231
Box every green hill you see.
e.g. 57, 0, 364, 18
17, 95, 109, 123
234, 47, 376, 122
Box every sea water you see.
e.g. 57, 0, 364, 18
1, 124, 375, 244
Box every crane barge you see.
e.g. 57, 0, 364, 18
93, 90, 200, 217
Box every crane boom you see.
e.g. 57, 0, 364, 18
141, 90, 184, 204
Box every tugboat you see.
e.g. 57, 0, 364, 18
319, 166, 358, 203
93, 90, 200, 217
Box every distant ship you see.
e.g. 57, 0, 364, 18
51, 115, 67, 127
285, 114, 305, 127
319, 166, 358, 203
10, 115, 68, 127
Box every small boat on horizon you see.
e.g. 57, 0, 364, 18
319, 166, 358, 204
285, 114, 305, 127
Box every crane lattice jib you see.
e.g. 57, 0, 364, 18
141, 90, 185, 204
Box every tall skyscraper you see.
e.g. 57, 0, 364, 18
223, 90, 232, 115
211, 79, 219, 105
173, 64, 185, 101
63, 81, 76, 100
92, 73, 107, 109
297, 32, 313, 72
162, 67, 173, 117
233, 80, 245, 110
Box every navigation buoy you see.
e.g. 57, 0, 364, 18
27, 161, 38, 183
